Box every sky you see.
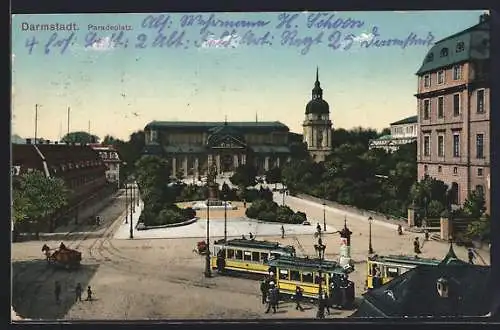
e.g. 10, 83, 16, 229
11, 10, 486, 141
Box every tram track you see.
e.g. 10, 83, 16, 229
12, 194, 126, 318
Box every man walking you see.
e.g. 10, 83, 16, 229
294, 286, 304, 311
86, 286, 93, 301
281, 225, 285, 239
413, 237, 422, 254
75, 283, 82, 302
260, 279, 269, 305
54, 281, 61, 304
468, 248, 476, 264
265, 282, 278, 314
317, 291, 326, 319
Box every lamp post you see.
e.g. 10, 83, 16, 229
315, 237, 326, 296
282, 184, 286, 206
222, 182, 229, 242
323, 200, 326, 232
204, 195, 212, 277
125, 181, 128, 224
129, 176, 135, 239
368, 216, 374, 255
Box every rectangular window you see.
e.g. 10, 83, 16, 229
423, 136, 430, 156
302, 272, 313, 283
252, 252, 260, 262
386, 267, 400, 278
477, 89, 485, 113
423, 99, 431, 119
260, 252, 269, 263
453, 167, 458, 175
290, 270, 301, 282
438, 97, 444, 118
437, 70, 445, 84
437, 135, 444, 157
243, 251, 252, 261
453, 134, 460, 157
477, 168, 483, 177
453, 65, 462, 80
424, 74, 431, 87
453, 94, 460, 116
279, 269, 289, 280
235, 250, 243, 260
476, 134, 484, 158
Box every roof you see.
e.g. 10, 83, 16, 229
416, 15, 490, 75
145, 121, 289, 132
251, 145, 291, 153
390, 115, 418, 126
369, 254, 442, 267
355, 263, 491, 317
268, 255, 347, 273
214, 238, 294, 252
305, 98, 330, 115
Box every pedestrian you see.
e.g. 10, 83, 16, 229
316, 223, 321, 234
317, 291, 326, 319
75, 283, 82, 302
281, 225, 285, 239
243, 200, 247, 208
260, 279, 269, 305
265, 282, 278, 314
249, 232, 254, 240
294, 286, 304, 311
397, 224, 403, 235
424, 229, 429, 241
323, 291, 331, 315
54, 281, 61, 304
413, 237, 421, 254
86, 286, 93, 301
468, 248, 476, 264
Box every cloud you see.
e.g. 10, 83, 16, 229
394, 11, 411, 13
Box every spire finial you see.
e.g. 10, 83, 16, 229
316, 66, 319, 82
224, 115, 228, 125
344, 216, 347, 228
255, 112, 258, 122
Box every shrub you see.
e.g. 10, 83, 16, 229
276, 205, 294, 223
258, 211, 276, 222
290, 212, 307, 224
183, 207, 196, 220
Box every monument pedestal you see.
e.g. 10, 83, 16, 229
339, 245, 352, 267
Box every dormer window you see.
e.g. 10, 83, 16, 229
426, 53, 434, 62
440, 48, 449, 57
456, 41, 465, 53
436, 277, 449, 298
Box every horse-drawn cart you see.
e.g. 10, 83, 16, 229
194, 240, 208, 255
42, 243, 82, 269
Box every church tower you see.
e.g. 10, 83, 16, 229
303, 67, 333, 162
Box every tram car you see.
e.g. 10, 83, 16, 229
366, 254, 441, 289
268, 255, 355, 308
210, 238, 296, 276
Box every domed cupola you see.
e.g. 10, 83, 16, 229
305, 67, 330, 115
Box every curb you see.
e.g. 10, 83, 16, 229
136, 217, 198, 231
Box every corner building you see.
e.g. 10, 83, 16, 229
415, 14, 490, 212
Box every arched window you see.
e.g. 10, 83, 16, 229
440, 48, 449, 57
451, 182, 459, 205
456, 41, 465, 53
426, 53, 434, 62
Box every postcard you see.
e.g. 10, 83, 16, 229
11, 10, 492, 320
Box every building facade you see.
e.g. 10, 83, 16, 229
369, 115, 418, 152
143, 121, 292, 177
12, 140, 109, 225
415, 14, 490, 212
303, 68, 333, 162
90, 144, 122, 186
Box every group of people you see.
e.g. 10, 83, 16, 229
260, 274, 280, 314
54, 281, 93, 304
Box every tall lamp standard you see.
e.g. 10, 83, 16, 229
204, 194, 212, 277
282, 183, 286, 206
368, 216, 374, 254
125, 180, 128, 224
129, 175, 135, 239
323, 200, 327, 232
314, 237, 326, 296
222, 182, 229, 242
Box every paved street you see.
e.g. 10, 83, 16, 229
12, 187, 490, 320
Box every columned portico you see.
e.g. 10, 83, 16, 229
172, 157, 177, 177
183, 156, 188, 176
233, 154, 239, 168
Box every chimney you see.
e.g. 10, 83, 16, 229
54, 141, 59, 145
46, 140, 51, 144
480, 13, 490, 23
26, 138, 32, 144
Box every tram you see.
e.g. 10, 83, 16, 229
268, 255, 355, 306
366, 254, 441, 289
210, 238, 296, 276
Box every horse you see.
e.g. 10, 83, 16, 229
42, 244, 52, 262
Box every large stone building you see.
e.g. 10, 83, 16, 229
415, 14, 490, 212
90, 144, 122, 187
303, 68, 333, 162
143, 120, 292, 177
369, 115, 418, 152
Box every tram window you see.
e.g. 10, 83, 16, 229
290, 270, 301, 281
279, 269, 289, 280
261, 253, 269, 263
372, 264, 381, 276
314, 273, 327, 284
302, 272, 313, 283
386, 267, 400, 278
400, 267, 410, 275
244, 251, 252, 261
227, 249, 235, 259
271, 253, 280, 260
235, 250, 243, 260
252, 252, 260, 262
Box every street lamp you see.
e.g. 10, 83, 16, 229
125, 181, 128, 224
129, 177, 135, 239
314, 237, 326, 296
282, 184, 286, 206
204, 188, 212, 278
368, 216, 374, 255
222, 182, 229, 242
323, 200, 326, 232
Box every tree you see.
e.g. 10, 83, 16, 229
462, 189, 486, 219
61, 131, 100, 144
135, 155, 171, 202
230, 164, 258, 189
265, 167, 282, 189
16, 171, 69, 235
102, 135, 117, 145
380, 127, 391, 136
